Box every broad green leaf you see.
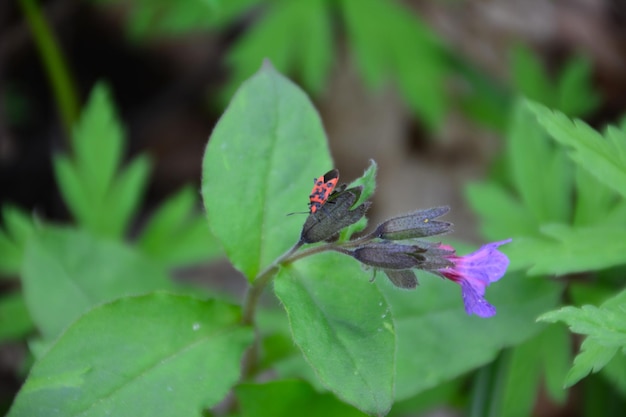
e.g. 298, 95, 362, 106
465, 182, 536, 240
55, 83, 151, 239
7, 293, 253, 417
21, 226, 174, 341
556, 55, 600, 117
202, 62, 332, 280
0, 292, 33, 341
387, 271, 562, 399
0, 205, 34, 276
275, 252, 395, 416
138, 186, 222, 267
236, 380, 367, 417
224, 0, 333, 100
507, 100, 571, 223
511, 45, 554, 106
388, 380, 460, 417
528, 101, 626, 199
506, 225, 626, 275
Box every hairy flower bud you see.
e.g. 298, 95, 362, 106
352, 242, 425, 270
300, 187, 370, 244
374, 206, 452, 240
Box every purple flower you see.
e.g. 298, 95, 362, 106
437, 239, 512, 318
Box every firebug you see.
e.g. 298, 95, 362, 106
308, 169, 339, 214
288, 169, 340, 216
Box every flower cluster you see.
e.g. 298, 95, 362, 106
298, 187, 511, 318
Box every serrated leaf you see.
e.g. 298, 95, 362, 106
556, 55, 600, 117
387, 271, 562, 399
275, 252, 395, 416
506, 225, 626, 275
573, 166, 618, 226
340, 0, 448, 129
539, 305, 626, 348
21, 226, 174, 341
511, 45, 554, 106
7, 293, 253, 417
138, 186, 222, 267
340, 160, 377, 240
202, 62, 332, 280
539, 290, 626, 387
528, 101, 626, 199
507, 100, 572, 223
104, 154, 151, 238
55, 83, 151, 239
224, 0, 333, 100
72, 84, 124, 202
564, 338, 617, 387
236, 380, 368, 417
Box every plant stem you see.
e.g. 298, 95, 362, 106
237, 240, 305, 388
19, 0, 79, 140
241, 240, 304, 326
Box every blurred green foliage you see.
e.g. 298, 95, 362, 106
3, 0, 626, 416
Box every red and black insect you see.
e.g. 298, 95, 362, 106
288, 169, 340, 216
308, 169, 339, 214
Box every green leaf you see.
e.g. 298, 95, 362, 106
510, 45, 554, 106
499, 326, 569, 417
21, 226, 174, 341
507, 100, 572, 223
465, 182, 536, 240
556, 55, 600, 117
7, 293, 254, 417
55, 83, 151, 239
236, 380, 368, 417
528, 101, 626, 199
0, 292, 34, 341
202, 62, 332, 280
340, 160, 378, 240
224, 0, 333, 100
388, 271, 562, 400
138, 186, 222, 267
340, 0, 448, 129
275, 252, 395, 416
539, 290, 626, 387
0, 205, 34, 276
104, 154, 151, 238
601, 351, 626, 397
573, 166, 618, 226
539, 306, 626, 348
506, 225, 626, 275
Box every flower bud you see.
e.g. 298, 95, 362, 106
374, 206, 452, 240
300, 187, 370, 244
352, 242, 425, 270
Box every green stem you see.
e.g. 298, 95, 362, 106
19, 0, 79, 140
238, 240, 305, 385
